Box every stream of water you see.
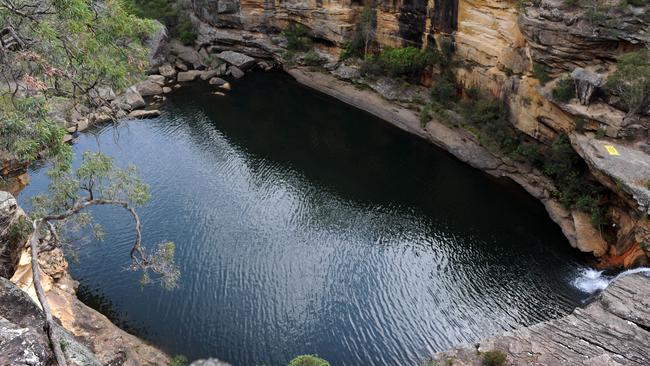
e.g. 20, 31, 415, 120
19, 72, 595, 365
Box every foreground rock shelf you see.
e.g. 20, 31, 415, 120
430, 273, 650, 366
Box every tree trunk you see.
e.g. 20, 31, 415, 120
28, 221, 68, 366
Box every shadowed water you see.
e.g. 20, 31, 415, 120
20, 72, 591, 365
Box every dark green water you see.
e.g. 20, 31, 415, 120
20, 72, 590, 365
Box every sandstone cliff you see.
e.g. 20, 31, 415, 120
183, 0, 650, 268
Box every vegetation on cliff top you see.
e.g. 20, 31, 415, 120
606, 49, 650, 120
122, 0, 197, 45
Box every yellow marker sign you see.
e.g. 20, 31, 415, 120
604, 145, 619, 156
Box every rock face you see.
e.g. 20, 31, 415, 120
0, 277, 101, 366
188, 0, 650, 267
572, 68, 604, 105
0, 191, 24, 278
0, 191, 171, 365
430, 272, 650, 365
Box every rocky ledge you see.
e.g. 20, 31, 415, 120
430, 272, 650, 366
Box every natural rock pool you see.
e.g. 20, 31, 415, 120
20, 72, 592, 365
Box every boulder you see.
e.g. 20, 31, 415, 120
158, 63, 177, 78
227, 66, 245, 79
571, 68, 603, 105
175, 60, 188, 71
216, 63, 228, 76
115, 109, 127, 119
0, 277, 101, 366
332, 64, 360, 80
257, 61, 274, 71
147, 74, 166, 86
128, 109, 161, 119
90, 112, 112, 124
123, 86, 145, 109
162, 86, 172, 93
177, 70, 203, 82
216, 51, 256, 70
111, 100, 133, 112
168, 40, 201, 68
200, 69, 221, 80
136, 80, 163, 96
212, 91, 226, 96
88, 86, 116, 103
572, 210, 608, 256
208, 77, 228, 86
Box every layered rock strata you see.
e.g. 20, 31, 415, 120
430, 272, 650, 365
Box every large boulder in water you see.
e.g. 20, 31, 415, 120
136, 79, 164, 97
216, 51, 256, 70
123, 86, 146, 110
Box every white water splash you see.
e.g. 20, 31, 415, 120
572, 267, 650, 294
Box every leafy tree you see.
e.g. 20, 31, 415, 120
359, 5, 377, 59
341, 4, 377, 59
121, 0, 178, 27
552, 76, 576, 103
283, 23, 312, 52
606, 49, 650, 122
0, 0, 159, 169
0, 2, 172, 365
26, 152, 180, 366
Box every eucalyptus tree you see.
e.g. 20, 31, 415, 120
0, 1, 177, 365
0, 0, 159, 168
28, 152, 180, 365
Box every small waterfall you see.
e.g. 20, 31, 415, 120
572, 266, 650, 294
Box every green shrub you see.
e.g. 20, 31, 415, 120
168, 355, 187, 366
177, 16, 197, 45
363, 47, 437, 79
574, 118, 586, 133
512, 142, 544, 167
542, 134, 606, 225
431, 74, 458, 106
465, 87, 480, 100
341, 6, 376, 60
121, 0, 178, 26
122, 0, 198, 45
461, 97, 520, 154
288, 355, 330, 366
552, 76, 575, 103
532, 62, 551, 85
5, 217, 32, 246
420, 104, 433, 127
302, 51, 325, 67
283, 24, 312, 52
482, 350, 507, 366
605, 49, 650, 119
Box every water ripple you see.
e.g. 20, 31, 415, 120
19, 72, 591, 366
